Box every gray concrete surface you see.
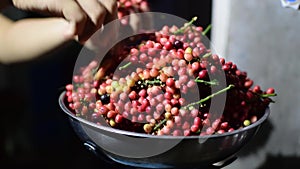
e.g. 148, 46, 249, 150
212, 0, 300, 168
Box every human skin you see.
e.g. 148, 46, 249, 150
0, 0, 117, 64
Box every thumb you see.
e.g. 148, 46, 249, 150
64, 21, 77, 40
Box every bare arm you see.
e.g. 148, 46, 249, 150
0, 14, 75, 64
0, 0, 118, 64
12, 0, 118, 42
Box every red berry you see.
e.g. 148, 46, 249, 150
198, 70, 208, 79
166, 78, 175, 87
266, 88, 275, 94
164, 41, 173, 50
194, 117, 201, 126
129, 91, 137, 100
115, 114, 123, 123
98, 106, 109, 115
190, 125, 199, 133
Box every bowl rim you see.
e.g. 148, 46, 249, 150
59, 91, 270, 139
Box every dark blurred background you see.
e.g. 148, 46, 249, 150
0, 1, 212, 169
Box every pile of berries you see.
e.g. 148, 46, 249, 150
64, 18, 276, 136
117, 0, 150, 26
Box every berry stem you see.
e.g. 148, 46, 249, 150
183, 84, 235, 109
259, 93, 277, 98
202, 24, 212, 36
173, 16, 198, 35
202, 52, 212, 58
119, 62, 132, 70
153, 118, 167, 131
195, 78, 219, 85
145, 79, 162, 85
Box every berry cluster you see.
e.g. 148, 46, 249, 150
64, 18, 276, 136
117, 0, 150, 26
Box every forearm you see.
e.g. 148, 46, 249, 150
0, 15, 75, 64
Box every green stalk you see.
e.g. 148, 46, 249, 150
119, 62, 132, 70
260, 93, 277, 98
202, 24, 212, 36
202, 52, 212, 58
173, 16, 198, 35
145, 79, 162, 85
183, 84, 235, 109
195, 78, 219, 85
153, 119, 167, 131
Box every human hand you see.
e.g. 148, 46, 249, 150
92, 0, 153, 80
84, 0, 153, 53
12, 0, 118, 43
117, 0, 152, 33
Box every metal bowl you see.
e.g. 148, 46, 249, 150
58, 91, 270, 168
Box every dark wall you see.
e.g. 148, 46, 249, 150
150, 0, 212, 37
